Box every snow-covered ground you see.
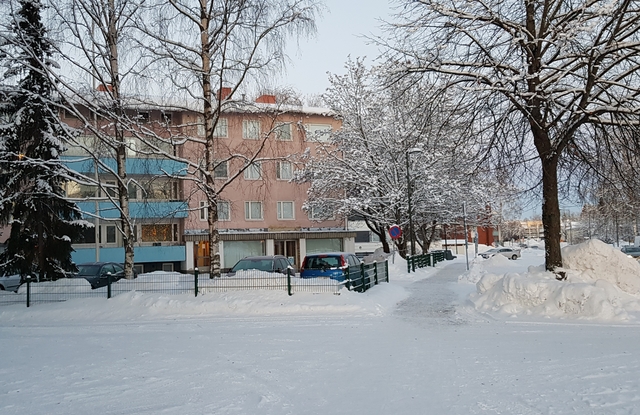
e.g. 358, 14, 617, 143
2, 240, 640, 414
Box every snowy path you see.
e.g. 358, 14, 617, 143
395, 261, 471, 326
3, 259, 640, 414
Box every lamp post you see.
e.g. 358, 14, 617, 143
405, 148, 422, 256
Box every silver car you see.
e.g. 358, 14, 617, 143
480, 247, 521, 260
0, 274, 23, 292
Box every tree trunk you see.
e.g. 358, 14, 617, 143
540, 154, 563, 273
108, 1, 135, 279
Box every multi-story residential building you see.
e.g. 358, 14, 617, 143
14, 91, 354, 273
181, 93, 354, 271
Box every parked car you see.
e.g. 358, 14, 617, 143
621, 246, 640, 259
73, 262, 127, 289
227, 255, 292, 276
479, 247, 521, 260
0, 274, 23, 293
300, 252, 362, 281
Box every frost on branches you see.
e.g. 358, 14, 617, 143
383, 0, 640, 272
0, 0, 86, 280
298, 59, 492, 258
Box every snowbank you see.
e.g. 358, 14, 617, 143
467, 239, 640, 321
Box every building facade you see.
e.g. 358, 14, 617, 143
48, 93, 353, 273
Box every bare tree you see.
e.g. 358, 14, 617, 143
383, 0, 640, 274
48, 0, 146, 279
133, 0, 319, 275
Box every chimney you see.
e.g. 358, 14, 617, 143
217, 87, 232, 100
255, 94, 276, 104
97, 84, 113, 92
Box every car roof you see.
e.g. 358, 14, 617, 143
239, 256, 286, 260
304, 252, 353, 257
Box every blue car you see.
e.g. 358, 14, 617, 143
300, 252, 361, 281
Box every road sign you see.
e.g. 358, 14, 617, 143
389, 225, 402, 240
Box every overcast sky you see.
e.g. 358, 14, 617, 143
278, 0, 395, 98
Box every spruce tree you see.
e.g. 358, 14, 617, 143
0, 0, 86, 281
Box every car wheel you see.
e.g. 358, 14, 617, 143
511, 254, 518, 260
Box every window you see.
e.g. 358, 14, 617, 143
242, 120, 261, 139
214, 161, 228, 178
199, 201, 208, 221
127, 182, 138, 200
244, 162, 262, 180
276, 161, 293, 180
245, 201, 263, 220
141, 224, 175, 242
213, 118, 228, 137
102, 180, 117, 198
137, 111, 150, 123
275, 123, 292, 141
65, 181, 97, 199
102, 225, 116, 244
141, 180, 178, 200
126, 137, 138, 156
304, 124, 332, 142
218, 201, 230, 221
309, 205, 335, 220
163, 112, 173, 125
277, 201, 294, 220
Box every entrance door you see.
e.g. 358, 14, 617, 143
274, 240, 298, 269
194, 241, 211, 270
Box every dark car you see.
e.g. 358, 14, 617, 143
0, 274, 23, 293
227, 255, 292, 276
300, 252, 361, 281
621, 246, 640, 259
73, 262, 127, 289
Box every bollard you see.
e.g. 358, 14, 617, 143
287, 268, 292, 296
107, 272, 112, 299
374, 262, 378, 285
26, 275, 32, 308
194, 267, 199, 297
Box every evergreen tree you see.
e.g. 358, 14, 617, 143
0, 0, 86, 281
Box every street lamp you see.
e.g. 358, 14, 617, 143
405, 147, 422, 256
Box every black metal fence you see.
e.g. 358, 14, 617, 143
0, 261, 390, 307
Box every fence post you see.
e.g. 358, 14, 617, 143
407, 254, 411, 274
345, 266, 351, 291
360, 262, 366, 292
107, 272, 112, 299
374, 262, 378, 285
385, 261, 389, 283
194, 267, 199, 297
431, 253, 436, 267
26, 275, 31, 308
287, 268, 292, 296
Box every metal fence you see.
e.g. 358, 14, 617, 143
407, 250, 446, 273
0, 261, 390, 308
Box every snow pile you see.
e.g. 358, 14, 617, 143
459, 253, 519, 284
469, 239, 640, 321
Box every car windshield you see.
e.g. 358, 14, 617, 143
305, 256, 341, 269
485, 249, 500, 253
77, 265, 101, 276
231, 259, 274, 272
624, 247, 640, 253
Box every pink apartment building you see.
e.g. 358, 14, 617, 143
181, 94, 355, 271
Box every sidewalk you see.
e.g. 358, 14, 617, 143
394, 261, 474, 326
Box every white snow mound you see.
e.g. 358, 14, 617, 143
470, 239, 640, 321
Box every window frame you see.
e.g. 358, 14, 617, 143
242, 120, 261, 140
277, 201, 295, 220
218, 200, 230, 221
243, 162, 262, 180
244, 201, 263, 221
304, 123, 332, 142
199, 201, 208, 221
276, 161, 293, 180
213, 160, 228, 179
275, 123, 292, 141
213, 118, 228, 138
